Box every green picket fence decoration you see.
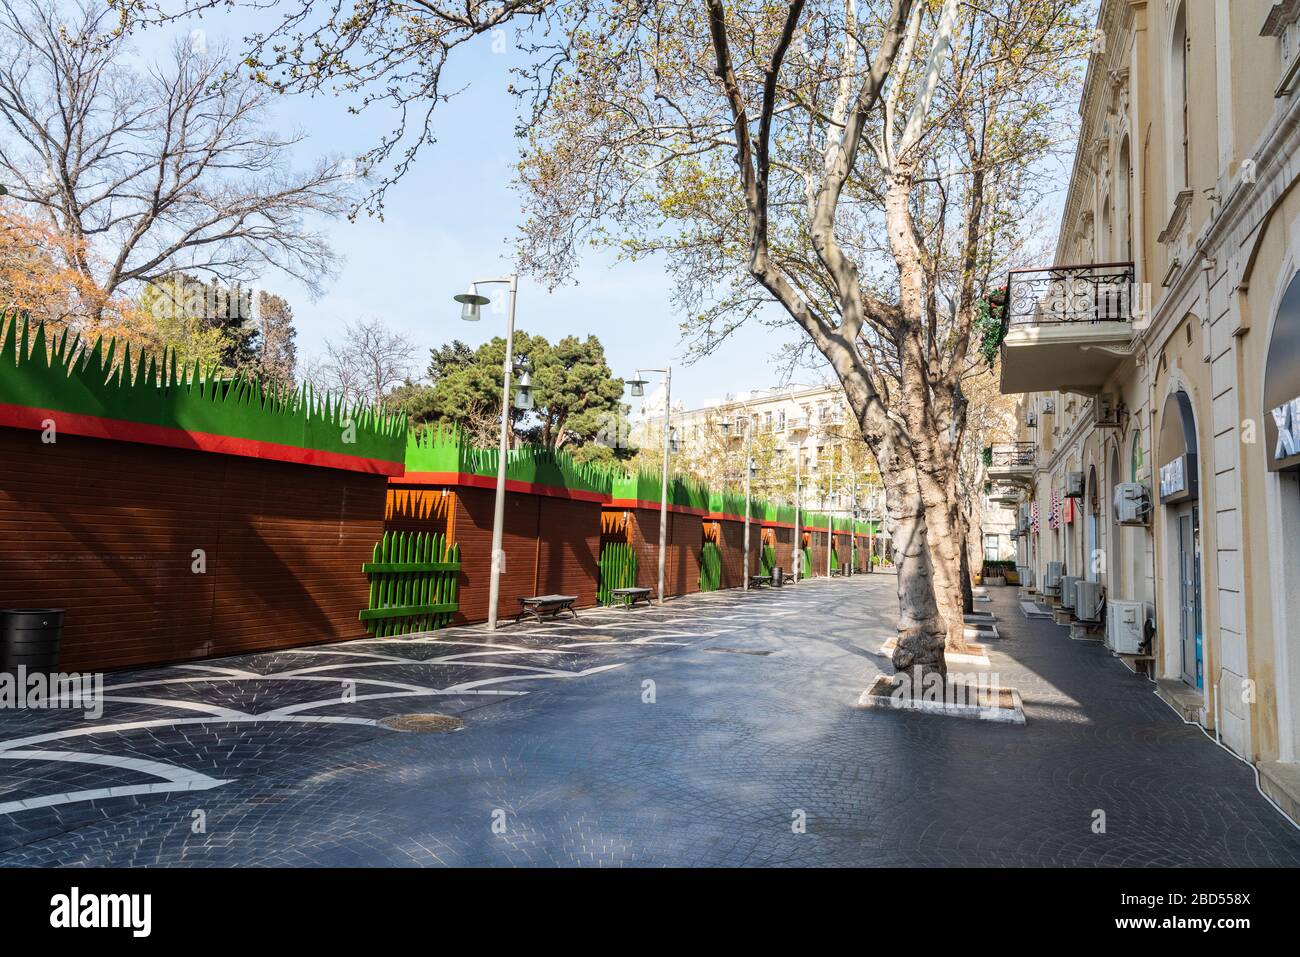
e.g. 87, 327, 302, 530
360, 531, 460, 636
760, 544, 776, 576
830, 545, 840, 571
800, 546, 814, 576
597, 542, 638, 606
699, 541, 722, 592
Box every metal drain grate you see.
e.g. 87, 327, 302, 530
703, 647, 773, 656
378, 713, 465, 733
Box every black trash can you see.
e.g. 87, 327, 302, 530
772, 566, 783, 588
1, 609, 65, 675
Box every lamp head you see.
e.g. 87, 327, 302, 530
627, 374, 647, 398
454, 290, 491, 321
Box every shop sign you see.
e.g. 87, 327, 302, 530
1159, 455, 1188, 501
1272, 397, 1300, 470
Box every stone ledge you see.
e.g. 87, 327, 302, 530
1258, 762, 1300, 828
1156, 678, 1205, 723
856, 674, 1025, 724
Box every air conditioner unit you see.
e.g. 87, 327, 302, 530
1075, 581, 1103, 622
1042, 397, 1055, 414
1065, 471, 1085, 498
1113, 483, 1152, 525
1043, 561, 1063, 593
1017, 565, 1035, 588
1106, 600, 1144, 654
1060, 575, 1080, 610
1093, 393, 1120, 427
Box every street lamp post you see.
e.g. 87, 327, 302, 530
453, 274, 526, 632
826, 470, 835, 579
850, 480, 858, 577
722, 409, 757, 591
626, 368, 673, 605
743, 421, 754, 590
793, 451, 802, 584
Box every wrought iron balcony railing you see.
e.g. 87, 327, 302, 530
1003, 262, 1135, 331
988, 442, 1036, 469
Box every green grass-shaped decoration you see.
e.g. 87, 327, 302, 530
0, 310, 406, 468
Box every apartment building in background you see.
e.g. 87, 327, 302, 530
994, 0, 1300, 822
631, 383, 885, 516
632, 382, 1018, 557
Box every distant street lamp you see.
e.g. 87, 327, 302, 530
453, 273, 520, 631
793, 449, 802, 583
721, 409, 757, 590
626, 367, 673, 605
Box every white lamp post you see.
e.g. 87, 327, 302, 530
453, 274, 522, 632
793, 449, 802, 584
721, 411, 757, 590
626, 367, 673, 605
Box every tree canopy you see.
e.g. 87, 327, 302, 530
395, 331, 627, 453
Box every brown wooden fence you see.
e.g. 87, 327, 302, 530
0, 426, 386, 672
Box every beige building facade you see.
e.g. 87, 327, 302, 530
632, 383, 885, 514
997, 0, 1300, 821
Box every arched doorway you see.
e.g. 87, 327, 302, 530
1158, 388, 1202, 690
1085, 464, 1100, 582
1263, 269, 1300, 759
1109, 447, 1124, 597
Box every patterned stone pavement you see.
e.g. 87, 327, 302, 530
1, 575, 1298, 866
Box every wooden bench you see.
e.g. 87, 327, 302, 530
609, 586, 653, 609
748, 574, 772, 589
516, 594, 579, 623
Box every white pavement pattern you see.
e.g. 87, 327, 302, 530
0, 584, 781, 824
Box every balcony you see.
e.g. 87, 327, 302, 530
986, 481, 1021, 506
998, 262, 1135, 395
985, 442, 1037, 486
787, 417, 810, 433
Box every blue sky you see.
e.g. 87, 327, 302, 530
126, 5, 1077, 412
126, 10, 816, 412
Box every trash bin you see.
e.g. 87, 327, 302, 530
1, 609, 65, 675
772, 566, 783, 587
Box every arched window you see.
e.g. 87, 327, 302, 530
1131, 428, 1144, 482
1100, 198, 1112, 261
1172, 4, 1191, 189
1117, 136, 1133, 261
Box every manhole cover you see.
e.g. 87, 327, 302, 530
378, 713, 465, 733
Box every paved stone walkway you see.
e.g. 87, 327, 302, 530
1, 575, 1298, 866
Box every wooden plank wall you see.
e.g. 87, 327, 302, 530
622, 508, 702, 597
769, 526, 794, 576
715, 519, 762, 588
805, 529, 829, 577
389, 485, 603, 624
0, 426, 385, 672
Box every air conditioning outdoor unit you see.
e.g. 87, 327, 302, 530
1017, 565, 1035, 588
1113, 483, 1152, 524
1060, 575, 1080, 610
1106, 600, 1145, 655
1065, 471, 1085, 498
1043, 561, 1063, 593
1075, 581, 1103, 622
1093, 392, 1120, 427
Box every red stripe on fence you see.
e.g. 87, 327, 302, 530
399, 471, 609, 503
0, 403, 404, 475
